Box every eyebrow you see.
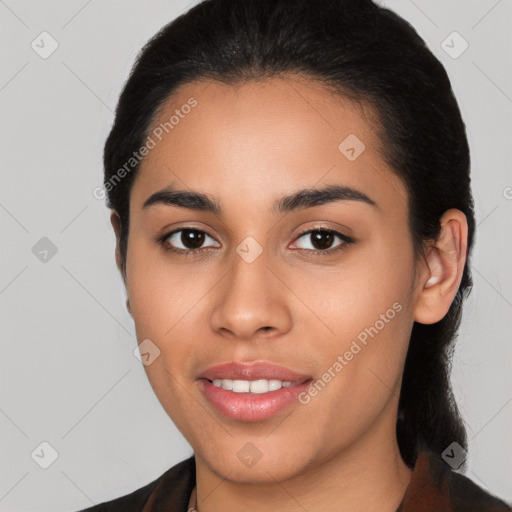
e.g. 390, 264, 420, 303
142, 184, 378, 214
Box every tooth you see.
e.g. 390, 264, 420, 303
250, 379, 269, 394
221, 379, 233, 391
268, 379, 282, 391
232, 380, 251, 393
211, 378, 294, 393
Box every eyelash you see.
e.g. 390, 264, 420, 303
157, 227, 354, 257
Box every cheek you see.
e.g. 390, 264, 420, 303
306, 238, 414, 347
125, 234, 202, 336
125, 251, 209, 428
302, 238, 415, 407
125, 239, 216, 389
302, 295, 412, 448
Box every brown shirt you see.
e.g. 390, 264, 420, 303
78, 450, 511, 511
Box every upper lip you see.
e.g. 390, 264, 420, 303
198, 361, 312, 382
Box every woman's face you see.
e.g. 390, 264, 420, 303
121, 76, 425, 482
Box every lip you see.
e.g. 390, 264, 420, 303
198, 361, 311, 382
198, 361, 313, 422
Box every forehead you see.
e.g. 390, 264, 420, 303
130, 75, 408, 218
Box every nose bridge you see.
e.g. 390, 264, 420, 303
209, 247, 292, 339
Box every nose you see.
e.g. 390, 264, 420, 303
209, 255, 292, 341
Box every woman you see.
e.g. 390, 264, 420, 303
79, 0, 511, 510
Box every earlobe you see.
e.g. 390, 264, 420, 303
413, 209, 468, 325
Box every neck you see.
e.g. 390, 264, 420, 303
192, 420, 412, 512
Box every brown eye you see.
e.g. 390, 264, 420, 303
292, 228, 354, 254
162, 228, 220, 252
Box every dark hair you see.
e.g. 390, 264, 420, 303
103, 0, 475, 468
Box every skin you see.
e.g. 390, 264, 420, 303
110, 74, 468, 512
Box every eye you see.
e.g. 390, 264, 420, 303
291, 228, 354, 255
159, 228, 220, 254
158, 226, 354, 257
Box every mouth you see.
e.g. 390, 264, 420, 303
197, 361, 313, 422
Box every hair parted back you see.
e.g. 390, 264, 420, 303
103, 0, 475, 467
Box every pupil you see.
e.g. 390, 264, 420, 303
182, 229, 205, 249
311, 230, 333, 250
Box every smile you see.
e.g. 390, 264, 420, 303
198, 361, 313, 422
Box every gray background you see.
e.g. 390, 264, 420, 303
0, 0, 511, 510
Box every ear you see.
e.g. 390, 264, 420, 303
413, 209, 468, 325
110, 210, 126, 280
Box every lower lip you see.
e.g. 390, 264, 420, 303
199, 379, 312, 422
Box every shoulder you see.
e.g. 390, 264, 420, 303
75, 456, 196, 512
447, 467, 511, 511
399, 450, 511, 512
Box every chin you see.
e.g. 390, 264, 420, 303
197, 441, 317, 484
